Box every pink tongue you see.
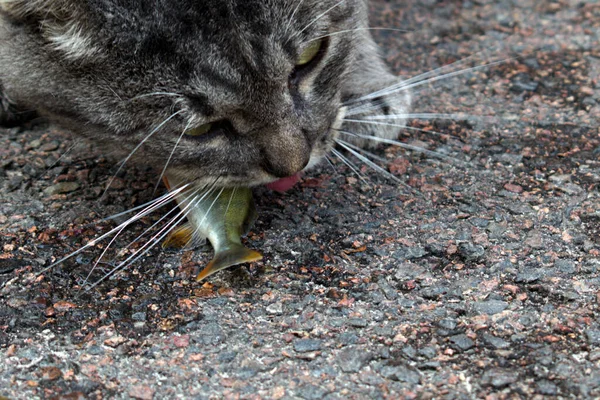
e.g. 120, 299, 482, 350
265, 173, 301, 192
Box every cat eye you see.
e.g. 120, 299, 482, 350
185, 123, 213, 137
296, 39, 325, 66
289, 38, 329, 86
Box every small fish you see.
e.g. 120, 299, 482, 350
162, 172, 263, 281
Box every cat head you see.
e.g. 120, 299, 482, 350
0, 0, 367, 187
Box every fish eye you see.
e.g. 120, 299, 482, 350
296, 38, 325, 66
185, 122, 213, 137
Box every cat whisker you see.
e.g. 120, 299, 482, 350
79, 184, 204, 289
284, 0, 307, 36
324, 155, 340, 176
335, 138, 413, 191
129, 92, 184, 102
353, 57, 513, 104
101, 109, 183, 200
305, 27, 411, 43
84, 183, 223, 292
293, 0, 347, 39
38, 184, 190, 276
337, 129, 465, 165
330, 148, 368, 183
349, 113, 475, 121
153, 120, 192, 197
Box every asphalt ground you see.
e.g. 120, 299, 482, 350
1, 0, 599, 398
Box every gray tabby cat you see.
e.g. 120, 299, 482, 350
0, 0, 410, 188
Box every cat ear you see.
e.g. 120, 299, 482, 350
1, 0, 100, 60
0, 0, 72, 20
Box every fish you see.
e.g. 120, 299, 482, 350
162, 172, 263, 281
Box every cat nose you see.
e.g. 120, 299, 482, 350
261, 136, 311, 178
263, 152, 310, 178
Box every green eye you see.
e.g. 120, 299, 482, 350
297, 39, 324, 66
186, 123, 213, 137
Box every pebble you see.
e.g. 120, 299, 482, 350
473, 300, 508, 315
585, 330, 600, 346
536, 379, 558, 395
347, 318, 368, 328
481, 333, 511, 349
337, 347, 372, 373
481, 369, 519, 388
555, 259, 576, 274
380, 364, 422, 384
266, 302, 283, 315
43, 182, 80, 196
515, 269, 543, 283
457, 242, 485, 261
449, 334, 475, 351
294, 339, 322, 353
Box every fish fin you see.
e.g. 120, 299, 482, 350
196, 245, 263, 282
162, 224, 194, 249
162, 176, 171, 190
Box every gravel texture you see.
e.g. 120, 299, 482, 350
1, 0, 599, 399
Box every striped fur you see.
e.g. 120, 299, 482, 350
0, 0, 410, 186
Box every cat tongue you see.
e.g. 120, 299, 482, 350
265, 173, 301, 192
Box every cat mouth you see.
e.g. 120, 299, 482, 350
264, 173, 302, 192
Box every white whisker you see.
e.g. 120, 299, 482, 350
352, 58, 512, 103
101, 110, 183, 200
79, 184, 203, 289
84, 182, 221, 291
38, 184, 190, 276
305, 27, 410, 43
153, 120, 192, 196
285, 0, 307, 36
338, 130, 465, 164
294, 0, 346, 38
331, 148, 367, 183
336, 139, 411, 189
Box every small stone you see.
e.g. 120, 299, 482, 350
458, 242, 485, 261
39, 141, 60, 152
586, 330, 600, 346
418, 347, 437, 359
481, 333, 510, 349
473, 300, 508, 316
347, 318, 368, 328
266, 302, 283, 315
525, 231, 544, 248
297, 383, 330, 400
337, 346, 372, 372
437, 318, 457, 330
129, 385, 155, 400
536, 379, 558, 395
293, 339, 321, 353
515, 269, 543, 283
481, 369, 518, 388
43, 182, 80, 196
339, 332, 359, 345
87, 345, 105, 355
555, 259, 576, 274
380, 364, 421, 384
449, 334, 475, 351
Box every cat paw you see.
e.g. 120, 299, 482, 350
0, 86, 37, 127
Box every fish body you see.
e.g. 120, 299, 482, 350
163, 172, 262, 281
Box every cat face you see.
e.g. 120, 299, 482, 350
0, 0, 396, 187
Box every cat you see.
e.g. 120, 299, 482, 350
0, 0, 410, 190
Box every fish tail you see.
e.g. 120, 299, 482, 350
196, 245, 263, 282
162, 224, 194, 249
